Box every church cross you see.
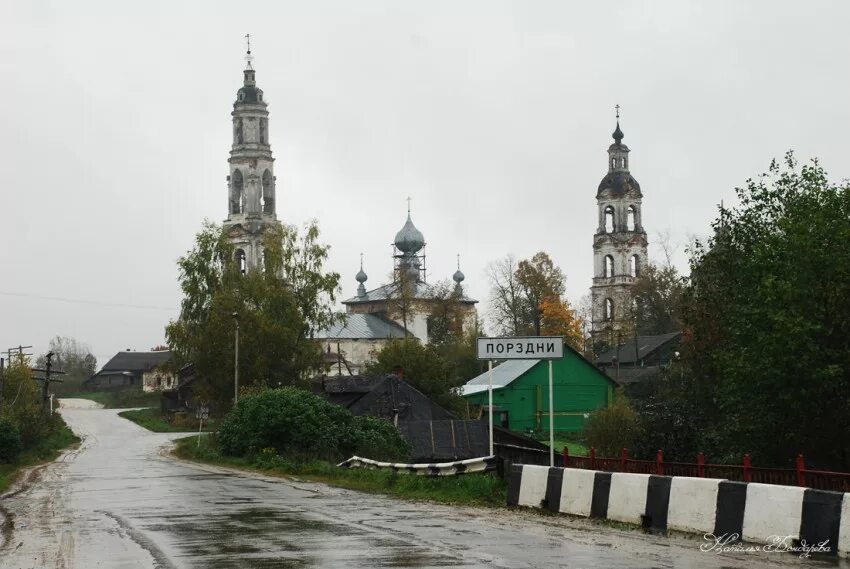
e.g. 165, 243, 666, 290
406, 196, 411, 214
615, 104, 620, 119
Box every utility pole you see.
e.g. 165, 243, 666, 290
32, 351, 65, 413
0, 357, 5, 409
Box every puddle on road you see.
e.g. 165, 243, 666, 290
140, 506, 463, 568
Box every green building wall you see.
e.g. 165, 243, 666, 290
463, 352, 615, 434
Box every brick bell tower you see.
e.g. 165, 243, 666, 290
223, 36, 279, 274
591, 107, 649, 346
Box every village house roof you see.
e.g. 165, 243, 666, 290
460, 360, 539, 396
314, 313, 412, 340
98, 350, 172, 373
594, 332, 682, 366
341, 281, 477, 306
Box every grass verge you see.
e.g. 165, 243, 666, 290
63, 390, 160, 409
173, 436, 506, 507
0, 416, 80, 493
119, 407, 216, 433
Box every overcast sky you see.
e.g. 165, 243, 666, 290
2, 1, 848, 365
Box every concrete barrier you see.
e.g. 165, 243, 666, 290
667, 477, 723, 534
742, 483, 805, 543
559, 468, 596, 517
839, 494, 850, 557
507, 465, 850, 557
516, 465, 550, 508
607, 473, 650, 524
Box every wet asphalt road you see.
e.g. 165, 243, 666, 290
0, 400, 846, 569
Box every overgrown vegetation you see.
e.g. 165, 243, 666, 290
166, 221, 340, 411
583, 392, 642, 458
174, 435, 506, 507
623, 154, 850, 469
118, 407, 216, 433
218, 388, 408, 462
0, 358, 80, 491
366, 338, 472, 416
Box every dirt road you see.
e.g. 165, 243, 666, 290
0, 400, 844, 568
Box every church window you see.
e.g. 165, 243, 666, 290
604, 206, 615, 233
630, 255, 640, 277
235, 249, 247, 275
262, 170, 274, 213
604, 298, 614, 321
627, 206, 636, 231
604, 255, 614, 278
231, 169, 244, 214
260, 119, 267, 144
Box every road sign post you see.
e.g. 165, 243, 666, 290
476, 337, 564, 466
196, 405, 209, 449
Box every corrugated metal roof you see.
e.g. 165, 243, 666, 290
314, 313, 411, 340
342, 281, 477, 305
460, 359, 540, 396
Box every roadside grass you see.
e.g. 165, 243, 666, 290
173, 436, 507, 507
553, 440, 588, 456
531, 432, 588, 456
63, 390, 160, 409
0, 417, 80, 493
119, 407, 217, 433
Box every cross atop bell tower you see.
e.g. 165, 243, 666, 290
223, 37, 280, 274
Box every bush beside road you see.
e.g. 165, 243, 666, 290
0, 415, 79, 493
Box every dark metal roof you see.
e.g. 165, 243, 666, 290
595, 332, 682, 365
99, 350, 171, 373
315, 313, 412, 340
597, 170, 642, 198
236, 85, 263, 104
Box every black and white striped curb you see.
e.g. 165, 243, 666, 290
337, 455, 498, 476
508, 464, 850, 557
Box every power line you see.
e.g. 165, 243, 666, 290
0, 291, 175, 312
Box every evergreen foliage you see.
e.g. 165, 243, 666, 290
217, 387, 408, 461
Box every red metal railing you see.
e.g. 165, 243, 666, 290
562, 448, 850, 492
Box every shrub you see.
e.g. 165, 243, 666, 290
345, 415, 408, 462
583, 391, 642, 457
0, 417, 23, 463
217, 387, 408, 461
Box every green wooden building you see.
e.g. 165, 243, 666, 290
460, 345, 618, 433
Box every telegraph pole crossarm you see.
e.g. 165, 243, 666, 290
32, 351, 66, 412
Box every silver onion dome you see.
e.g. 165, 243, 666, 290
394, 214, 425, 254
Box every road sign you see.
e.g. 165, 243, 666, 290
476, 336, 564, 360
196, 405, 209, 421
476, 336, 564, 467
